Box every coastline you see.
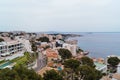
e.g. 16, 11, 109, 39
66, 32, 120, 59
62, 34, 82, 40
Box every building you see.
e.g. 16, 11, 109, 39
56, 34, 63, 40
17, 38, 32, 53
62, 43, 77, 56
94, 62, 107, 72
0, 40, 24, 57
65, 40, 78, 45
51, 41, 56, 49
43, 48, 60, 67
0, 36, 32, 58
48, 35, 53, 41
44, 48, 58, 62
117, 64, 120, 73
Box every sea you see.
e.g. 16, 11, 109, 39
67, 32, 120, 58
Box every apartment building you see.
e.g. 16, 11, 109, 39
0, 40, 24, 57
62, 43, 77, 56
16, 37, 32, 53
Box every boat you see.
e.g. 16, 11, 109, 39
83, 51, 89, 55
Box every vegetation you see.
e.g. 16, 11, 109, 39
0, 54, 103, 80
64, 59, 80, 71
62, 57, 102, 80
53, 37, 56, 40
107, 57, 120, 73
77, 48, 84, 53
44, 45, 50, 50
11, 52, 37, 67
0, 60, 6, 64
0, 38, 4, 42
31, 42, 37, 52
64, 59, 80, 80
43, 69, 63, 80
108, 57, 120, 67
81, 57, 95, 68
0, 65, 42, 80
58, 48, 72, 60
78, 65, 102, 80
37, 37, 49, 42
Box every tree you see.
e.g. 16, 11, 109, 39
64, 59, 80, 71
31, 42, 37, 52
44, 45, 50, 50
108, 57, 120, 67
0, 68, 19, 80
0, 66, 43, 80
76, 47, 84, 53
14, 65, 42, 80
94, 69, 103, 80
24, 52, 38, 64
58, 49, 72, 60
37, 37, 49, 42
81, 57, 95, 68
43, 69, 64, 80
0, 38, 4, 42
78, 65, 102, 80
107, 57, 120, 73
64, 59, 80, 80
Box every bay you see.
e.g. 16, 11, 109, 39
68, 32, 120, 58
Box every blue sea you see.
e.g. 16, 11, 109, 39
68, 32, 120, 58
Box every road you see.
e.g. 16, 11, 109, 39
34, 52, 47, 72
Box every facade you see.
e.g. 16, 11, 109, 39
117, 64, 120, 73
51, 41, 56, 49
56, 34, 63, 40
62, 43, 77, 56
17, 38, 32, 52
0, 41, 24, 57
48, 35, 53, 41
94, 62, 107, 72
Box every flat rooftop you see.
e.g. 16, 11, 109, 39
94, 62, 107, 70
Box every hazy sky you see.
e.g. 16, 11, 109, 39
0, 0, 120, 32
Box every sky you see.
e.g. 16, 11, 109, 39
0, 0, 120, 32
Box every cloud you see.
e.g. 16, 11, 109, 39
0, 0, 120, 32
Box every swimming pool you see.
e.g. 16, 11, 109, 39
0, 62, 12, 69
58, 67, 62, 71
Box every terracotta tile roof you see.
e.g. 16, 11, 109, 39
46, 49, 58, 58
47, 62, 54, 67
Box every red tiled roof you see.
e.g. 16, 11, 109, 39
46, 49, 58, 58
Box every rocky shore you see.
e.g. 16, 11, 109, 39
61, 34, 82, 40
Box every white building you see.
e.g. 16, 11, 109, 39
117, 64, 120, 73
17, 38, 32, 53
94, 62, 107, 72
0, 36, 32, 58
51, 41, 56, 49
62, 43, 77, 56
48, 35, 53, 41
0, 40, 24, 57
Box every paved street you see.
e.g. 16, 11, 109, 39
34, 52, 47, 72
